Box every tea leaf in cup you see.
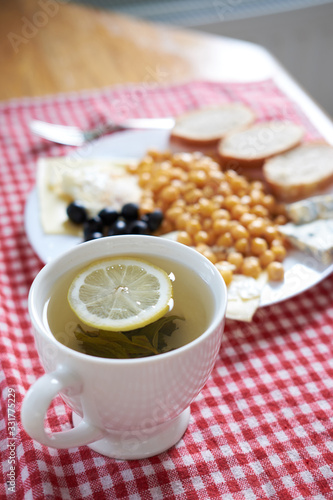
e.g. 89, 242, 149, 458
73, 315, 184, 359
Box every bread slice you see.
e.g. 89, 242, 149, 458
263, 142, 333, 201
218, 121, 304, 170
170, 103, 255, 147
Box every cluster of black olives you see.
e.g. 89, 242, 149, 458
66, 201, 164, 242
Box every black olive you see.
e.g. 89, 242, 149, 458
108, 219, 128, 236
128, 220, 149, 235
83, 216, 104, 234
121, 203, 139, 221
66, 201, 87, 224
143, 210, 164, 232
98, 207, 119, 225
83, 231, 104, 242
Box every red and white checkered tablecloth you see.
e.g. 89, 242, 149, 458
1, 80, 333, 500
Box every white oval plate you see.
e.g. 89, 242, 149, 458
25, 129, 333, 307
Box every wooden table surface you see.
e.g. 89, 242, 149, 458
1, 0, 252, 100
2, 0, 333, 143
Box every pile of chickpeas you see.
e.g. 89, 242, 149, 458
127, 150, 288, 285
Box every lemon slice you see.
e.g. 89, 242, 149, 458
67, 257, 173, 331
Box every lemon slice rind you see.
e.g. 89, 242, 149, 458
68, 257, 172, 331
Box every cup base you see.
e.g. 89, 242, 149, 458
72, 407, 190, 460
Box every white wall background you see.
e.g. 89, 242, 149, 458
194, 3, 333, 118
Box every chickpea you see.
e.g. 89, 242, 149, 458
251, 237, 268, 256
240, 195, 251, 206
188, 203, 201, 216
138, 172, 151, 187
259, 249, 275, 268
241, 257, 261, 279
170, 167, 187, 181
251, 204, 269, 218
172, 198, 186, 208
230, 224, 249, 240
171, 179, 183, 190
262, 194, 275, 211
229, 175, 249, 193
225, 170, 239, 181
189, 169, 207, 186
263, 225, 279, 243
195, 158, 212, 171
212, 218, 230, 235
184, 188, 202, 204
212, 208, 230, 221
160, 185, 180, 203
195, 243, 210, 254
202, 185, 215, 198
139, 161, 154, 173
218, 182, 232, 197
186, 218, 202, 235
172, 153, 192, 168
159, 160, 172, 171
209, 170, 225, 184
227, 252, 244, 271
267, 261, 284, 281
215, 262, 233, 286
211, 195, 224, 207
201, 249, 218, 264
215, 250, 227, 262
165, 206, 183, 221
239, 213, 257, 226
231, 204, 249, 220
194, 230, 210, 245
198, 197, 216, 216
271, 245, 287, 262
229, 219, 240, 229
275, 215, 288, 225
234, 238, 250, 255
159, 219, 174, 234
271, 238, 284, 248
224, 195, 240, 210
251, 180, 265, 191
248, 218, 266, 237
202, 218, 213, 231
127, 162, 139, 174
177, 231, 192, 246
216, 232, 233, 248
176, 212, 191, 230
250, 189, 264, 205
140, 201, 156, 214
181, 182, 196, 194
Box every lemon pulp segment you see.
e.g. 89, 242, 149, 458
67, 257, 173, 331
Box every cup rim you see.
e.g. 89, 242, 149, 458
29, 235, 227, 365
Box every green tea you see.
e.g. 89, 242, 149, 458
44, 255, 214, 358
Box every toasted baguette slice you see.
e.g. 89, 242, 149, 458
218, 121, 304, 169
263, 143, 333, 201
170, 103, 255, 147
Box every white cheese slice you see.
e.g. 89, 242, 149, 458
37, 157, 141, 235
226, 272, 268, 322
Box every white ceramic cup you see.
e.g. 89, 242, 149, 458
21, 235, 227, 459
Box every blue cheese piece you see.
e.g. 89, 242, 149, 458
278, 219, 333, 264
286, 194, 333, 224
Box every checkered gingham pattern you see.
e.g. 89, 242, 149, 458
0, 80, 333, 500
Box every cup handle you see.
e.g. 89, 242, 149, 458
21, 365, 104, 449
